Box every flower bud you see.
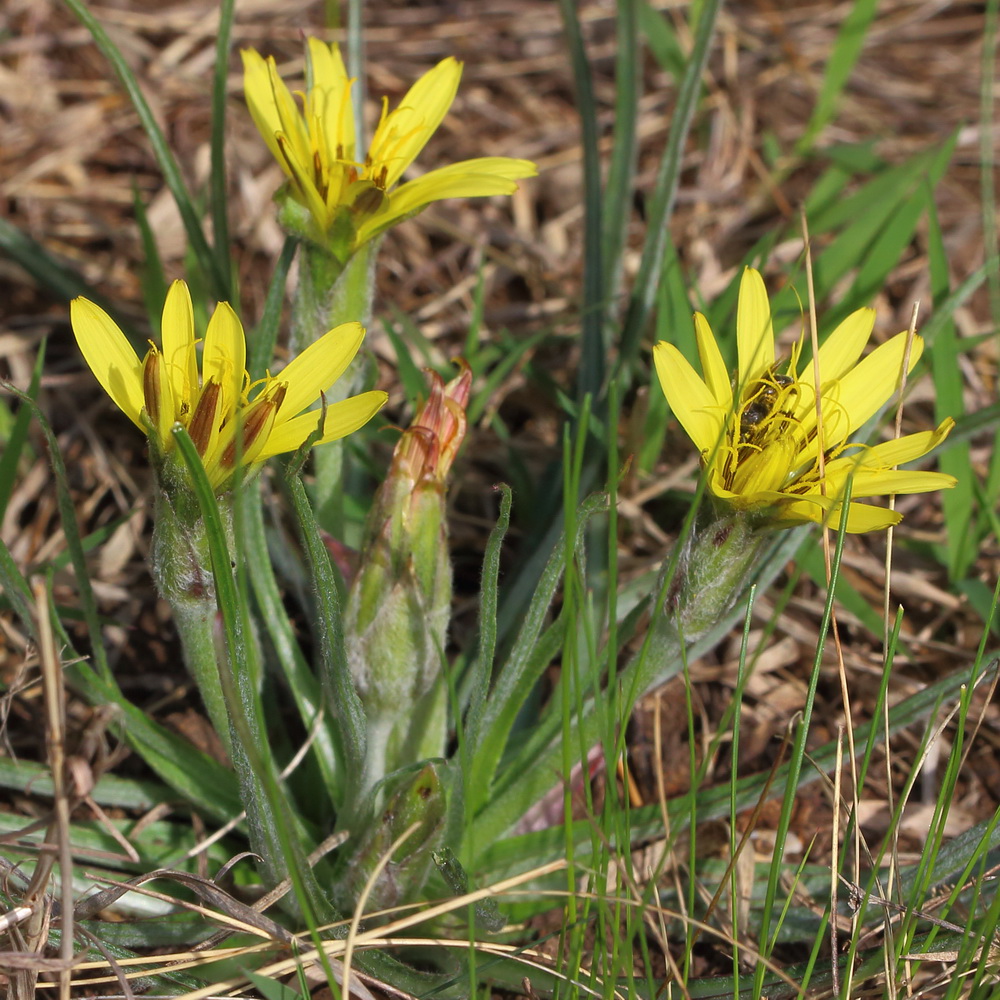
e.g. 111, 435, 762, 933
345, 363, 472, 790
335, 763, 446, 914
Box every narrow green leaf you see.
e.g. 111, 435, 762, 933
62, 0, 231, 300
640, 1, 687, 80
927, 193, 976, 579
1, 383, 111, 681
210, 0, 236, 291
0, 533, 38, 644
558, 0, 606, 401
243, 970, 305, 1000
382, 314, 430, 401
0, 757, 168, 812
287, 472, 367, 811
462, 484, 513, 749
797, 0, 880, 154
0, 340, 45, 520
617, 0, 722, 381
467, 328, 549, 425
172, 427, 330, 919
601, 0, 640, 308
248, 236, 297, 379
0, 218, 127, 325
467, 492, 608, 815
805, 143, 940, 235
242, 485, 341, 797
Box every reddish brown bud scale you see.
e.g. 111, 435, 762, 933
219, 384, 287, 469
142, 348, 163, 428
188, 379, 222, 456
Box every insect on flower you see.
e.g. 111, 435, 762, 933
738, 367, 798, 443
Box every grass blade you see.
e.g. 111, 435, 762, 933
0, 340, 45, 521
210, 0, 237, 291
462, 484, 513, 751
248, 236, 297, 379
797, 0, 880, 154
558, 0, 606, 402
62, 0, 231, 300
287, 471, 368, 814
0, 218, 131, 332
617, 0, 722, 381
466, 492, 608, 819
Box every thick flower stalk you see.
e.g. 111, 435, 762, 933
653, 266, 956, 533
344, 363, 472, 795
71, 280, 387, 748
242, 39, 537, 261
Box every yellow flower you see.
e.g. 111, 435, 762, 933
241, 39, 536, 256
71, 280, 387, 490
653, 267, 956, 533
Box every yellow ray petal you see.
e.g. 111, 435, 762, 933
815, 307, 875, 383
368, 57, 462, 190
846, 469, 958, 496
729, 437, 799, 495
835, 331, 924, 437
241, 50, 293, 169
276, 132, 331, 234
306, 38, 356, 162
258, 390, 387, 460
70, 297, 144, 428
269, 61, 313, 170
693, 312, 732, 411
850, 418, 955, 469
274, 321, 365, 420
355, 158, 535, 244
202, 302, 247, 419
160, 280, 198, 414
652, 341, 725, 456
774, 493, 903, 532
736, 267, 774, 386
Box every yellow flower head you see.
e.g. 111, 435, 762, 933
653, 267, 957, 533
71, 280, 387, 491
241, 40, 537, 257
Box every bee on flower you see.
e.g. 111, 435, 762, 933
653, 267, 956, 533
70, 279, 386, 492
242, 39, 537, 260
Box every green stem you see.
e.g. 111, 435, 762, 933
150, 471, 233, 757
292, 238, 382, 532
171, 599, 232, 759
291, 237, 380, 350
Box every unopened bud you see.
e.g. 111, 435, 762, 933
345, 364, 471, 790
336, 763, 446, 913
